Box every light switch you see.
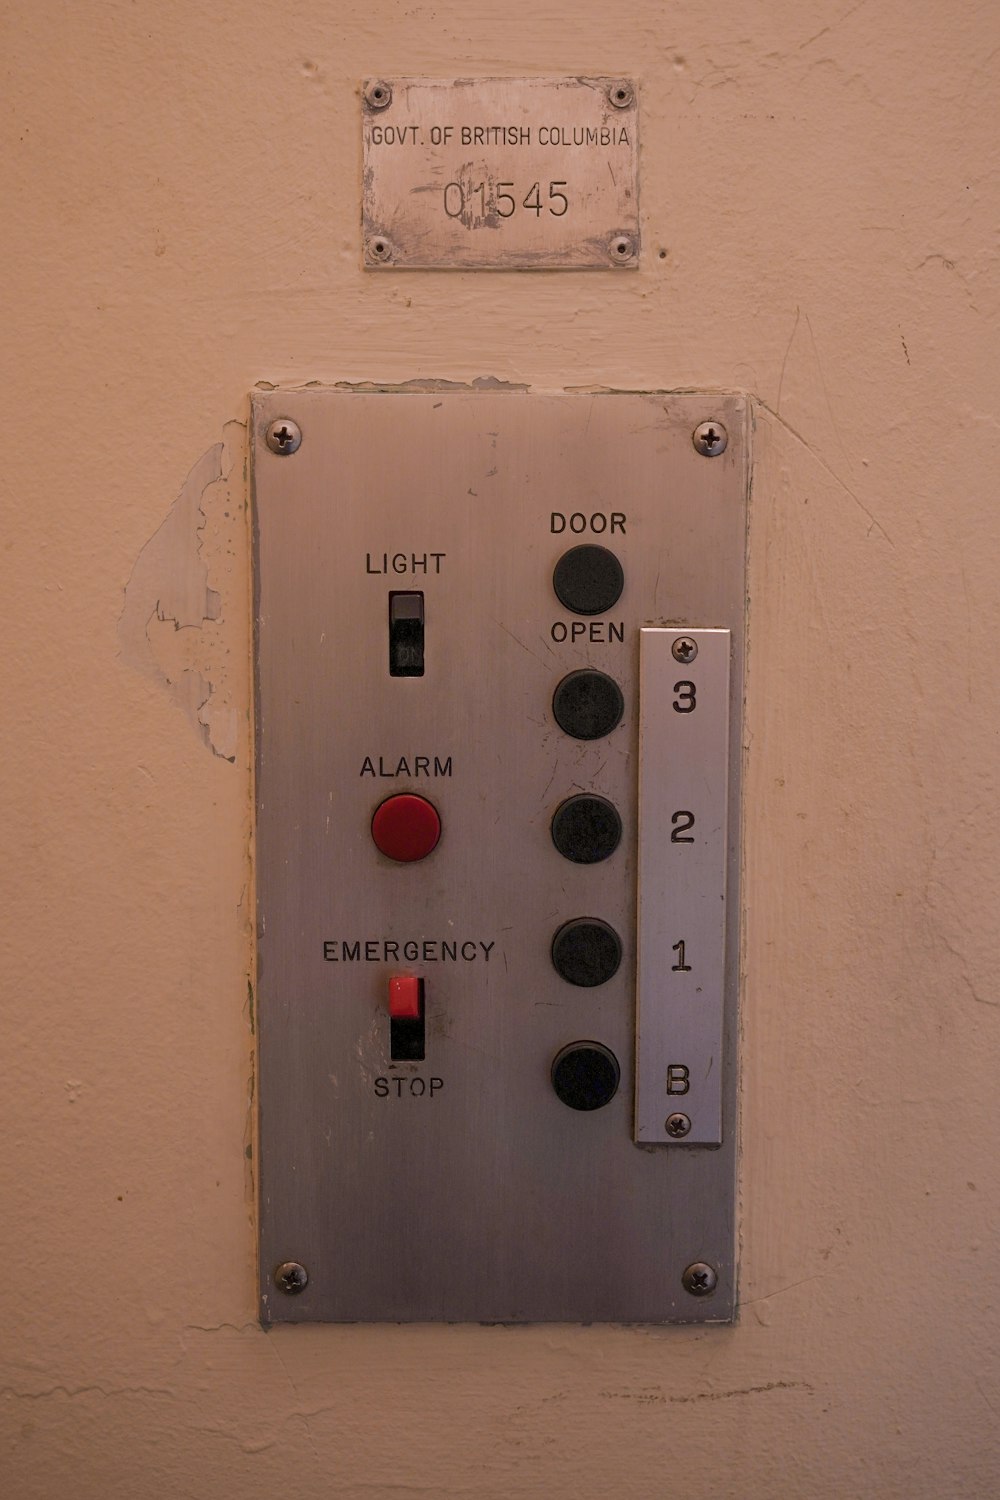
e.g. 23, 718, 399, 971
389, 591, 424, 676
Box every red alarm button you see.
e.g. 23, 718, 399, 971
371, 794, 441, 862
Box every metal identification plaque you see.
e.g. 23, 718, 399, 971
362, 77, 639, 270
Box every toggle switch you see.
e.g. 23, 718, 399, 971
389, 591, 424, 677
389, 975, 422, 1019
389, 976, 425, 1060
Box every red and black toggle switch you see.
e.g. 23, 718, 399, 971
389, 975, 425, 1061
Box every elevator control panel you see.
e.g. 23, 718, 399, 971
253, 389, 747, 1323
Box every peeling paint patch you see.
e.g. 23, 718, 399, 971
254, 376, 531, 394
118, 421, 246, 760
333, 375, 530, 393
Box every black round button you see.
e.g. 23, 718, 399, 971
552, 669, 624, 740
551, 794, 622, 864
552, 545, 624, 616
551, 918, 622, 987
551, 1042, 621, 1111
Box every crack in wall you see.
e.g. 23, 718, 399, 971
600, 1378, 814, 1405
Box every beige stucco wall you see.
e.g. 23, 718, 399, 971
3, 1, 999, 1494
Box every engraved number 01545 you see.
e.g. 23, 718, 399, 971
443, 181, 569, 219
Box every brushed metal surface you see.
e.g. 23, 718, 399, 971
362, 78, 639, 269
252, 389, 746, 1323
635, 629, 731, 1144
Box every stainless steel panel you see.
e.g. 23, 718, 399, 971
635, 629, 731, 1145
252, 389, 747, 1323
361, 77, 639, 269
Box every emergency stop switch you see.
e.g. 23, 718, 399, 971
389, 975, 424, 1061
